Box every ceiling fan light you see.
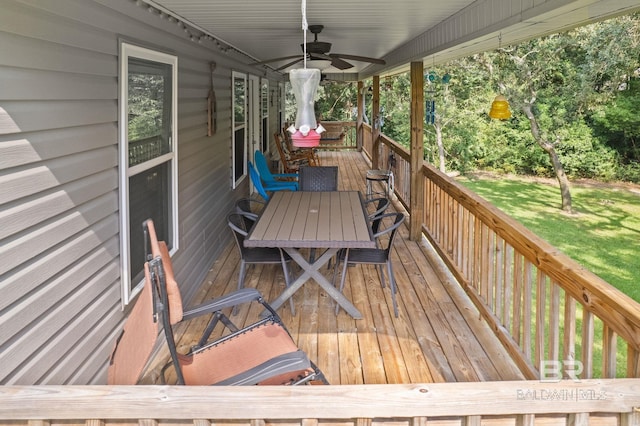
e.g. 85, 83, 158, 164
489, 94, 512, 120
305, 59, 332, 70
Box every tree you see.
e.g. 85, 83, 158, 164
486, 37, 578, 213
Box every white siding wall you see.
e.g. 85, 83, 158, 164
0, 0, 279, 384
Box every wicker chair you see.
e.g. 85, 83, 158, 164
332, 213, 406, 317
298, 166, 338, 192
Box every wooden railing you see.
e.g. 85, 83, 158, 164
363, 125, 640, 380
1, 380, 639, 425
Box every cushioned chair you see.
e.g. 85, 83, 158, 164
254, 150, 298, 190
107, 219, 326, 386
298, 166, 338, 192
273, 132, 316, 173
248, 161, 296, 201
332, 213, 406, 317
228, 212, 296, 315
282, 129, 320, 166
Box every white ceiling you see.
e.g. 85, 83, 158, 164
145, 0, 640, 79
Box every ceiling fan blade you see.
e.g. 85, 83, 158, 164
330, 53, 386, 65
329, 56, 353, 70
252, 55, 304, 65
276, 57, 304, 71
309, 53, 332, 61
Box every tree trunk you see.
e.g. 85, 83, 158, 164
522, 103, 573, 213
435, 119, 446, 173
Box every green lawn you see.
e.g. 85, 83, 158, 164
456, 174, 640, 302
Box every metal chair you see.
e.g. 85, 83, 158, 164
298, 166, 338, 191
235, 197, 265, 229
254, 150, 298, 190
227, 212, 296, 315
366, 153, 396, 199
107, 219, 326, 386
332, 213, 406, 317
364, 197, 391, 234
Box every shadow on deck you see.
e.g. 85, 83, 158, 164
144, 150, 525, 385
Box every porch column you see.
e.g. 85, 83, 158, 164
356, 80, 364, 151
409, 61, 424, 241
371, 75, 380, 169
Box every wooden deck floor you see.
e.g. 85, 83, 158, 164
146, 150, 525, 385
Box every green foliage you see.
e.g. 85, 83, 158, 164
591, 78, 640, 163
128, 72, 166, 141
315, 81, 358, 121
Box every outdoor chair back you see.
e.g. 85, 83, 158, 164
298, 166, 338, 191
333, 212, 406, 317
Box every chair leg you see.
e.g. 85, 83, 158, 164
233, 261, 248, 315
378, 265, 386, 288
237, 260, 247, 291
387, 260, 399, 318
335, 249, 350, 315
280, 251, 296, 316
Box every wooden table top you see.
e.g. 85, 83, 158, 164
245, 191, 375, 249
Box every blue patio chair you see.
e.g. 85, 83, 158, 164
255, 150, 298, 190
248, 161, 296, 201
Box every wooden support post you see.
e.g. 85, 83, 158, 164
516, 414, 535, 426
409, 61, 425, 241
371, 75, 381, 169
357, 81, 364, 151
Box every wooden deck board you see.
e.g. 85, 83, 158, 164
143, 150, 526, 385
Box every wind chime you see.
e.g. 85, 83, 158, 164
424, 70, 450, 125
425, 89, 436, 125
286, 0, 325, 147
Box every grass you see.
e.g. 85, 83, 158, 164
456, 173, 640, 302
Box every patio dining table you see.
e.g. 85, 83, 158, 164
244, 190, 375, 319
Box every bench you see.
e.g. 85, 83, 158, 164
319, 121, 346, 145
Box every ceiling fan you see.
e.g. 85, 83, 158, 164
254, 25, 386, 71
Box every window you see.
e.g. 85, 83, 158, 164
232, 72, 247, 187
119, 42, 178, 305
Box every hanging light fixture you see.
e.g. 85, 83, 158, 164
489, 33, 512, 120
287, 0, 325, 148
489, 94, 511, 119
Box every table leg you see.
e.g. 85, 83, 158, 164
268, 247, 363, 319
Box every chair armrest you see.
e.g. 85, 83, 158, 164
273, 173, 298, 179
182, 288, 262, 320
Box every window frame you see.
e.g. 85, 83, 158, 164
118, 42, 179, 306
232, 71, 248, 188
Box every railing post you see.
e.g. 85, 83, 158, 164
371, 75, 380, 169
357, 81, 364, 151
409, 61, 424, 241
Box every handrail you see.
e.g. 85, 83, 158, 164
369, 128, 640, 379
0, 380, 638, 421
